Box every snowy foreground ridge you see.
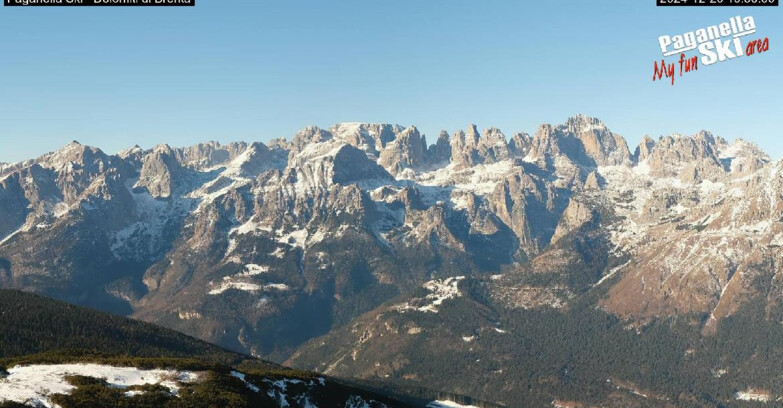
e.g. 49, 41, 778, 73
0, 363, 199, 407
427, 401, 482, 408
0, 363, 455, 407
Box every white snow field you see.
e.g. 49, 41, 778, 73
0, 363, 201, 407
427, 400, 482, 408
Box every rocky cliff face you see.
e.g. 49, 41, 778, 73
0, 115, 780, 369
525, 115, 632, 170
378, 126, 428, 174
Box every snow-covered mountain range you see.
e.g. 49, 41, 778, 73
1, 115, 781, 406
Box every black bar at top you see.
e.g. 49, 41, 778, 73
5, 0, 194, 6
658, 0, 777, 5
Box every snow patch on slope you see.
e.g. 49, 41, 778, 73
403, 160, 516, 201
207, 261, 288, 295
393, 276, 465, 314
261, 377, 326, 408
208, 281, 289, 295
734, 389, 771, 402
427, 400, 482, 408
0, 364, 200, 407
230, 371, 260, 393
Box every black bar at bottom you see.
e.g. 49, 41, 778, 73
5, 0, 194, 5
657, 0, 777, 5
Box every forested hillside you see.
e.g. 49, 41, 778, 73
0, 289, 430, 408
0, 289, 247, 364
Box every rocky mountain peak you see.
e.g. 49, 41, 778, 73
476, 127, 511, 163
427, 130, 452, 165
118, 144, 143, 157
634, 135, 656, 162
135, 145, 186, 198
527, 117, 631, 168
450, 128, 475, 169
151, 143, 174, 156
37, 141, 112, 177
564, 114, 607, 133
329, 123, 402, 157
466, 124, 481, 145
694, 129, 716, 143
229, 142, 276, 177
289, 126, 333, 159
717, 138, 770, 175
562, 115, 631, 167
526, 124, 558, 166
644, 131, 723, 177
450, 125, 512, 168
378, 126, 427, 174
54, 139, 90, 156
173, 141, 253, 170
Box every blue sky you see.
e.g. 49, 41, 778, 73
0, 0, 781, 162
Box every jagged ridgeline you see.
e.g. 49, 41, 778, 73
1, 115, 782, 407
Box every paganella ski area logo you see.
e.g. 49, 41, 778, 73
653, 15, 769, 85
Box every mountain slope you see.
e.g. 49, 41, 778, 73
289, 274, 783, 408
0, 289, 437, 408
0, 289, 250, 363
